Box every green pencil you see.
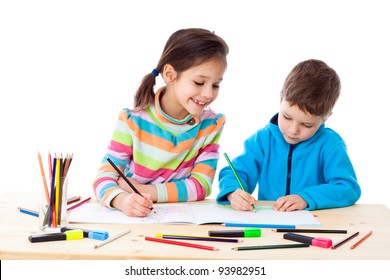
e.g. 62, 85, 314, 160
232, 243, 310, 251
223, 153, 256, 212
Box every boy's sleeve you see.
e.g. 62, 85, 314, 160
298, 140, 361, 210
217, 131, 264, 204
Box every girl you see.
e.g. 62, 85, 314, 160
93, 28, 229, 217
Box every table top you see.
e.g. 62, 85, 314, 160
1, 192, 390, 260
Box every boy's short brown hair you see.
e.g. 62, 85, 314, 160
281, 59, 341, 117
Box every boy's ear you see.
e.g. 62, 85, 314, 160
323, 112, 333, 122
162, 64, 177, 84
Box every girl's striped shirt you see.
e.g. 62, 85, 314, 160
93, 88, 225, 208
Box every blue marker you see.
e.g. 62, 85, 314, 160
224, 222, 296, 229
61, 226, 109, 240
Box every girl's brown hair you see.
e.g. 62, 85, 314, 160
134, 28, 229, 109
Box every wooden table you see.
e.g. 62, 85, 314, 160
1, 192, 389, 260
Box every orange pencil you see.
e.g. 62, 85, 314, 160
37, 151, 50, 204
350, 230, 373, 249
145, 236, 219, 251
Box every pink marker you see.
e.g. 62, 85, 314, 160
283, 232, 332, 248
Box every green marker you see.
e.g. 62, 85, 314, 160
223, 153, 256, 211
208, 229, 261, 238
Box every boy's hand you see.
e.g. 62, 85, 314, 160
273, 194, 308, 211
111, 192, 153, 217
227, 189, 256, 211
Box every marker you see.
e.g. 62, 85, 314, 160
61, 226, 109, 240
332, 231, 359, 249
28, 230, 84, 243
224, 222, 296, 229
208, 229, 261, 238
350, 230, 373, 249
283, 232, 332, 248
18, 207, 39, 217
155, 234, 241, 243
274, 229, 347, 234
223, 153, 256, 212
232, 243, 310, 251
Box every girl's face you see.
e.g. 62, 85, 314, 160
162, 59, 226, 119
278, 99, 326, 145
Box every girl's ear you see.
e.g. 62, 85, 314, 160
162, 64, 177, 84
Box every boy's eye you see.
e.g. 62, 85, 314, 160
283, 114, 292, 120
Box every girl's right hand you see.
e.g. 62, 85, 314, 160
227, 189, 256, 211
112, 192, 153, 217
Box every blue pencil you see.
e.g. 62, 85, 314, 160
18, 207, 39, 217
224, 222, 296, 229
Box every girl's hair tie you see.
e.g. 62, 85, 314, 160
151, 69, 159, 77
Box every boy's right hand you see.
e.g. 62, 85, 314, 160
227, 189, 256, 211
111, 192, 153, 217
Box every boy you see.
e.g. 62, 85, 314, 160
217, 59, 361, 211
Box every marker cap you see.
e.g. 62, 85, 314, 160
89, 230, 109, 240
312, 237, 332, 248
64, 230, 84, 240
243, 228, 261, 237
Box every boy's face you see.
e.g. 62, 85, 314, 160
278, 99, 326, 145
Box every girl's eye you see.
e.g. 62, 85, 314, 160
194, 81, 204, 86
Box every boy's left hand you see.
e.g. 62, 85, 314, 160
273, 194, 308, 211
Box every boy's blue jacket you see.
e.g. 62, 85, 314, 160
217, 114, 361, 210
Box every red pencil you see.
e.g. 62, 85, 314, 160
145, 236, 218, 251
350, 230, 373, 249
67, 197, 91, 211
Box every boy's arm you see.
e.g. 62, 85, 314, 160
217, 131, 264, 204
298, 141, 361, 210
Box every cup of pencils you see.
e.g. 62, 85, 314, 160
38, 151, 73, 231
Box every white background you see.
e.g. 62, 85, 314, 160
1, 0, 389, 208
1, 0, 389, 276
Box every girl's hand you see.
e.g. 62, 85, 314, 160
227, 189, 256, 211
273, 194, 308, 211
111, 192, 153, 217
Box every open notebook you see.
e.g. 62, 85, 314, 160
68, 201, 320, 226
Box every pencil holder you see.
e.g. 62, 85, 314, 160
39, 175, 69, 231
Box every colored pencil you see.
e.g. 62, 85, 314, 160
67, 197, 91, 211
37, 151, 50, 204
145, 236, 219, 251
332, 231, 359, 249
223, 153, 256, 212
155, 234, 241, 243
350, 230, 373, 249
274, 229, 347, 234
224, 222, 296, 229
18, 207, 39, 217
95, 229, 131, 249
106, 157, 153, 211
232, 243, 310, 251
67, 196, 81, 204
